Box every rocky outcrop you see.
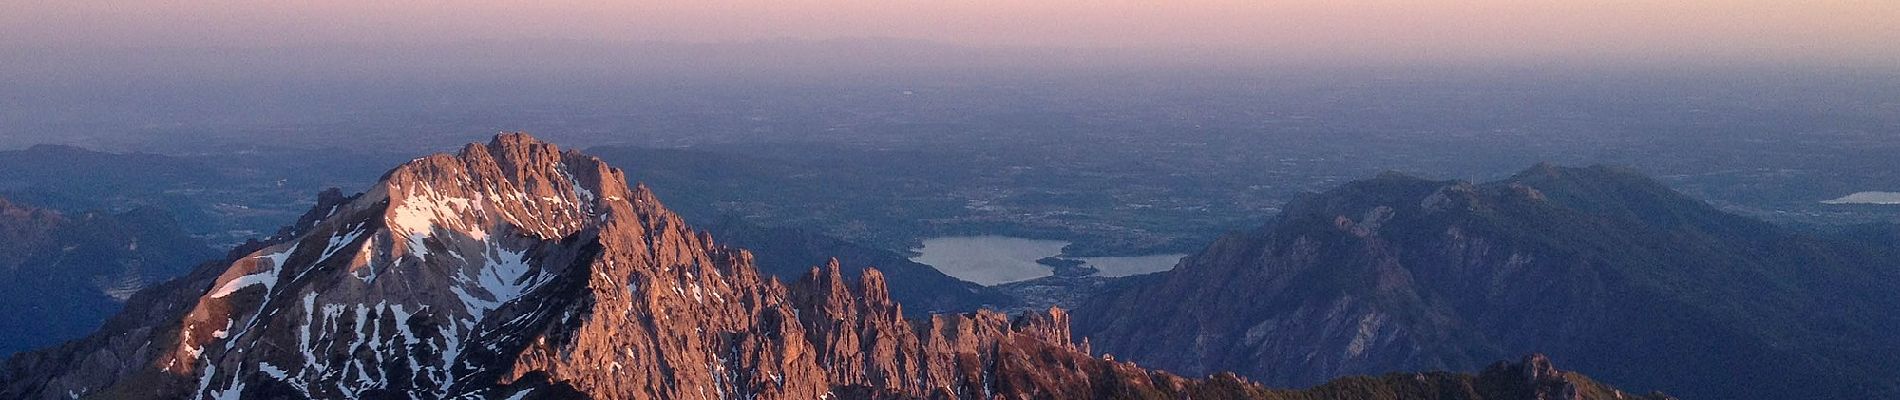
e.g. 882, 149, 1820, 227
0, 134, 1135, 400
2, 135, 1662, 400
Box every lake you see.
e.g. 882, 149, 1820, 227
909, 235, 1186, 285
1822, 191, 1900, 205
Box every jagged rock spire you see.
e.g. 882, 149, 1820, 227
0, 134, 1113, 400
1, 136, 1663, 400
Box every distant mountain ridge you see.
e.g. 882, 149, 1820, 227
0, 197, 219, 357
2, 134, 1659, 400
0, 142, 411, 248
1075, 163, 1900, 400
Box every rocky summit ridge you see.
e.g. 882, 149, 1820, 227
3, 133, 1655, 400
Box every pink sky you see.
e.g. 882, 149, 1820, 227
4, 1, 1897, 66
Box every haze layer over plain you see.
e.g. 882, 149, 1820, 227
3, 1, 1897, 67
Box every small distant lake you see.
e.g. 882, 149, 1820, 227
909, 235, 1186, 285
1822, 191, 1900, 205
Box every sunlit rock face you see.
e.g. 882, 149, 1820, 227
0, 134, 1126, 400
1, 134, 1661, 400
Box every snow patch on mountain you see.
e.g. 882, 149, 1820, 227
451, 243, 546, 321
209, 243, 300, 299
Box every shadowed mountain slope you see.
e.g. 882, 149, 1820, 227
0, 198, 219, 357
1075, 164, 1900, 400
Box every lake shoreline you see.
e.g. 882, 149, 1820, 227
1822, 191, 1900, 205
909, 235, 1185, 286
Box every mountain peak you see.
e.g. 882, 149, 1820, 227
374, 132, 629, 244
486, 131, 552, 153
1371, 169, 1429, 182
2, 134, 1108, 399
1499, 163, 1762, 233
5, 136, 1674, 400
97, 133, 705, 397
1077, 163, 1880, 399
1515, 161, 1565, 178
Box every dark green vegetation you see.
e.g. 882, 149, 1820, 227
1076, 164, 1900, 400
0, 198, 219, 357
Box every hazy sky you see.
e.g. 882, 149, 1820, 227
2, 1, 1897, 67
